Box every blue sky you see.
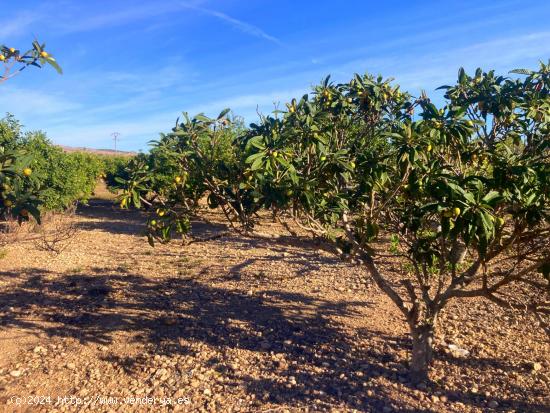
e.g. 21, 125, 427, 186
1, 0, 549, 151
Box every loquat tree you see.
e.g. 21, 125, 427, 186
1, 40, 61, 222
120, 62, 550, 381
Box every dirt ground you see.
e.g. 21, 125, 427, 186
0, 190, 548, 412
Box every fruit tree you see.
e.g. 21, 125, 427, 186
120, 62, 550, 381
1, 41, 62, 222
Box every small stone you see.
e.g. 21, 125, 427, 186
275, 360, 287, 370
10, 370, 22, 377
366, 390, 374, 397
439, 395, 448, 403
448, 344, 470, 357
430, 395, 439, 403
203, 388, 212, 397
488, 400, 499, 408
530, 362, 542, 372
33, 346, 47, 354
66, 363, 76, 370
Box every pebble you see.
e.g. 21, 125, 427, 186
530, 362, 542, 372
2, 209, 548, 412
33, 346, 47, 354
448, 344, 470, 357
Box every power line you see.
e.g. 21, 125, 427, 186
111, 132, 120, 153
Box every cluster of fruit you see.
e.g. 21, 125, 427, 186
1, 167, 32, 217
0, 47, 48, 61
0, 41, 61, 82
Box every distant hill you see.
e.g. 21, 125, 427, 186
59, 145, 137, 156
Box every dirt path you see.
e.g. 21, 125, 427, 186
0, 199, 548, 412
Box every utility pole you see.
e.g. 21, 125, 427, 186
111, 132, 120, 154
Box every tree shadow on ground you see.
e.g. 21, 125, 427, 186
75, 199, 146, 235
75, 200, 235, 241
354, 329, 549, 412
0, 268, 546, 412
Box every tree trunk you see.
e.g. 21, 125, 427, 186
409, 323, 435, 383
271, 206, 279, 223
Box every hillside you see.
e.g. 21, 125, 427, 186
59, 145, 137, 157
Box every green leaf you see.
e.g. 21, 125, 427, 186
194, 114, 211, 122
458, 67, 467, 83
250, 156, 264, 171
217, 108, 231, 119
245, 152, 264, 164
46, 58, 63, 74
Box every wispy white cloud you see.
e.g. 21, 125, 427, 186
3, 0, 547, 153
384, 31, 550, 91
296, 31, 550, 94
40, 0, 281, 45
9, 28, 548, 150
5, 86, 306, 151
179, 88, 307, 123
184, 5, 282, 45
54, 2, 195, 33
0, 11, 42, 39
0, 87, 81, 117
45, 112, 175, 150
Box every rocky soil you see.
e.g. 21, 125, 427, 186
0, 196, 548, 412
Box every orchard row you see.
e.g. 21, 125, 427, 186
0, 114, 129, 222
118, 63, 550, 380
